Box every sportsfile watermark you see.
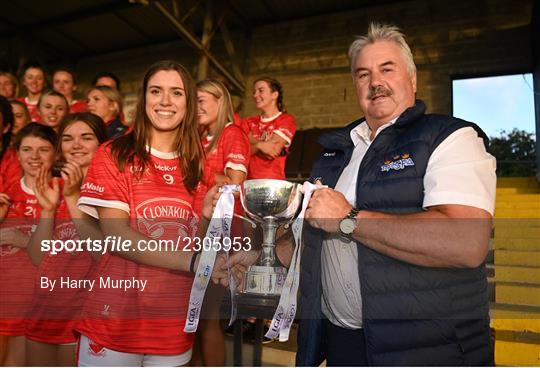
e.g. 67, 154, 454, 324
40, 235, 253, 255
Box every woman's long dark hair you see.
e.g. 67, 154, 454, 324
110, 60, 204, 192
0, 95, 13, 161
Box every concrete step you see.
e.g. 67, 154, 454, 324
497, 177, 540, 188
495, 201, 540, 210
494, 265, 540, 284
495, 282, 540, 307
496, 187, 540, 195
496, 193, 540, 202
494, 237, 540, 251
491, 302, 540, 366
490, 303, 540, 334
494, 224, 540, 239
494, 335, 540, 366
495, 250, 540, 268
494, 209, 540, 218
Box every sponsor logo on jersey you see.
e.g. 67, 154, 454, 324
153, 163, 177, 172
81, 182, 105, 193
135, 198, 196, 238
227, 153, 246, 161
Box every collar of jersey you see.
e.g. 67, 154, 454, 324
146, 145, 179, 159
21, 177, 35, 195
260, 111, 282, 122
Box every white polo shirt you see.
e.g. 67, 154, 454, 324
320, 120, 496, 329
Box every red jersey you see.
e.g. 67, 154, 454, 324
0, 178, 39, 335
26, 192, 95, 344
203, 123, 250, 236
17, 97, 41, 122
202, 123, 250, 185
76, 144, 207, 355
0, 148, 22, 192
243, 112, 296, 180
70, 100, 88, 113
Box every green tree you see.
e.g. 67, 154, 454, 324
489, 129, 536, 176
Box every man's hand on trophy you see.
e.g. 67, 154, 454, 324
305, 185, 352, 234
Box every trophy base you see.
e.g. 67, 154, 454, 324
244, 265, 287, 295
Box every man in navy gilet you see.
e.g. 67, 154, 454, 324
227, 22, 496, 366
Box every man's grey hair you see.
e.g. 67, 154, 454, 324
348, 22, 417, 77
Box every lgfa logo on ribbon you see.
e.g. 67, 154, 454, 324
381, 153, 415, 172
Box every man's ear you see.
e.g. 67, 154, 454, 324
411, 73, 417, 94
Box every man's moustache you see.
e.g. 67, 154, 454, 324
367, 86, 392, 99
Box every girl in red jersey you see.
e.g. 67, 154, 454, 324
193, 79, 250, 366
0, 95, 14, 365
243, 77, 297, 180
0, 123, 57, 366
0, 72, 19, 100
0, 101, 30, 192
87, 85, 127, 139
17, 65, 47, 122
76, 61, 227, 366
37, 90, 69, 131
9, 100, 31, 136
53, 69, 88, 113
23, 113, 107, 366
0, 92, 69, 191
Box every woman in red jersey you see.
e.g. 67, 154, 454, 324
9, 100, 31, 136
23, 113, 107, 366
0, 101, 29, 192
53, 69, 88, 113
76, 61, 227, 366
37, 90, 69, 131
17, 65, 47, 122
193, 79, 250, 366
87, 85, 126, 139
0, 123, 57, 366
0, 72, 19, 100
242, 77, 296, 180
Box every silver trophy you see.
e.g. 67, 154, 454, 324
239, 179, 303, 295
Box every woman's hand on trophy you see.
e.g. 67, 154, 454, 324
211, 253, 249, 290
211, 253, 229, 284
223, 249, 261, 272
202, 185, 222, 220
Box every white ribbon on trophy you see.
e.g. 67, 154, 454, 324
265, 181, 326, 341
184, 184, 238, 333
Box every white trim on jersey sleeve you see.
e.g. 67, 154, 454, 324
77, 196, 130, 218
423, 127, 496, 215
224, 162, 247, 174
272, 130, 292, 146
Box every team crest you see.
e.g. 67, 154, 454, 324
381, 153, 415, 172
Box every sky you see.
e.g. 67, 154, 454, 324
452, 73, 536, 139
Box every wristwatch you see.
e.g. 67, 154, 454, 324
339, 207, 360, 238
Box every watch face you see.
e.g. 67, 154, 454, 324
339, 218, 356, 234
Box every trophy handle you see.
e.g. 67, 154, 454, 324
233, 213, 257, 229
